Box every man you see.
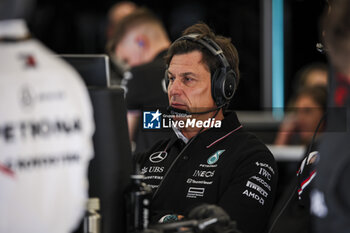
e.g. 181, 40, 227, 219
0, 0, 95, 232
135, 23, 278, 233
107, 8, 171, 153
311, 0, 350, 232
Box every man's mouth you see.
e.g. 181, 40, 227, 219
171, 102, 187, 109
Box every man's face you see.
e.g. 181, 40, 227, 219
294, 95, 324, 144
167, 51, 216, 114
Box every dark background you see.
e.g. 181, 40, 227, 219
27, 0, 328, 110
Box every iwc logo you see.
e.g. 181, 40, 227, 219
149, 151, 168, 163
207, 150, 225, 165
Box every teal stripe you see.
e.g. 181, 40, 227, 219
272, 0, 284, 110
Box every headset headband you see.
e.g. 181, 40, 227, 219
173, 33, 231, 68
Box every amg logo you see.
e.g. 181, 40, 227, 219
242, 189, 265, 205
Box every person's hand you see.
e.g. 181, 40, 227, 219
274, 112, 297, 145
188, 204, 241, 233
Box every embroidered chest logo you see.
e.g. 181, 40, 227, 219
207, 150, 225, 165
20, 54, 37, 68
149, 151, 168, 163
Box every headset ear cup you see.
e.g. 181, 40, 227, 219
211, 69, 221, 106
211, 68, 237, 106
223, 70, 236, 100
162, 78, 168, 93
163, 69, 169, 93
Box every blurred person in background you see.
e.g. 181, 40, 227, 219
268, 65, 328, 233
274, 62, 328, 147
268, 86, 327, 233
0, 0, 95, 232
311, 0, 350, 231
295, 62, 328, 88
106, 1, 138, 85
274, 85, 327, 147
107, 7, 171, 154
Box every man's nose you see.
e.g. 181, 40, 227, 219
168, 78, 182, 96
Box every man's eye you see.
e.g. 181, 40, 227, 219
184, 77, 193, 82
169, 76, 175, 82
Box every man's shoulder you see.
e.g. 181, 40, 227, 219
203, 112, 273, 161
222, 128, 276, 169
223, 126, 272, 154
203, 124, 275, 170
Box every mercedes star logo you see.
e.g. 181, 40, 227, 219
149, 151, 168, 163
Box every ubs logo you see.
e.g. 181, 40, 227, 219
149, 151, 168, 163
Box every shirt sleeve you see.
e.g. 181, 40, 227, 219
218, 147, 278, 233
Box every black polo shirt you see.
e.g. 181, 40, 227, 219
135, 112, 278, 233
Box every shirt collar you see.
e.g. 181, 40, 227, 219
0, 19, 29, 39
196, 112, 243, 148
172, 126, 189, 144
171, 112, 241, 145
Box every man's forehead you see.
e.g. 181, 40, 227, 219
169, 51, 209, 71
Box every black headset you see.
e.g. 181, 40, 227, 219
163, 34, 237, 107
